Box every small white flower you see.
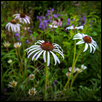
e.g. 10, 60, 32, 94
66, 72, 71, 76
66, 25, 83, 30
29, 74, 35, 80
5, 20, 21, 32
49, 25, 58, 28
3, 41, 10, 47
13, 13, 30, 24
14, 42, 22, 48
69, 67, 76, 73
8, 80, 17, 88
76, 68, 83, 73
23, 27, 30, 30
73, 33, 98, 53
8, 59, 12, 64
28, 87, 37, 95
81, 64, 87, 70
25, 40, 64, 66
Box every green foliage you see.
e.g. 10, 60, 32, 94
1, 1, 101, 101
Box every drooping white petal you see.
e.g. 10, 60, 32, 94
10, 24, 14, 32
50, 51, 60, 65
27, 47, 41, 54
35, 50, 44, 60
7, 24, 11, 31
53, 49, 64, 59
43, 51, 46, 62
25, 45, 40, 51
89, 43, 96, 53
32, 50, 42, 61
83, 43, 88, 52
47, 51, 50, 66
26, 18, 30, 24
89, 44, 92, 53
76, 40, 84, 45
27, 49, 41, 58
73, 33, 83, 40
66, 26, 74, 30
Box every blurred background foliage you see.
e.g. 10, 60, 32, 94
1, 1, 101, 101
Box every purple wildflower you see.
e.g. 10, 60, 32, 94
26, 39, 30, 44
58, 14, 60, 17
15, 33, 19, 37
53, 14, 57, 18
52, 8, 54, 12
67, 18, 70, 25
47, 10, 50, 13
17, 37, 20, 41
47, 85, 48, 89
36, 16, 39, 19
4, 89, 7, 93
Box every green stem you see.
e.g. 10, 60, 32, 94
44, 59, 47, 101
7, 48, 17, 80
68, 72, 79, 94
59, 44, 85, 99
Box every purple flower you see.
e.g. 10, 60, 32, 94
58, 14, 60, 17
52, 80, 57, 87
53, 14, 57, 18
54, 80, 57, 83
47, 85, 48, 89
52, 8, 54, 12
26, 40, 30, 44
28, 30, 32, 33
4, 89, 7, 93
67, 18, 70, 25
36, 16, 39, 19
15, 33, 19, 37
17, 37, 20, 41
47, 10, 50, 13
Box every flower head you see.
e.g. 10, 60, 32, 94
69, 67, 76, 73
3, 41, 10, 47
81, 64, 87, 70
29, 74, 35, 80
14, 42, 22, 48
76, 68, 83, 73
5, 20, 21, 32
52, 18, 63, 27
13, 13, 30, 24
8, 59, 12, 64
66, 72, 71, 76
8, 80, 17, 88
25, 40, 64, 66
66, 25, 83, 30
49, 25, 58, 28
73, 33, 98, 53
76, 64, 87, 73
28, 87, 37, 95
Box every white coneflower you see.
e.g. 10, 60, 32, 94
69, 67, 76, 73
25, 40, 64, 66
5, 19, 21, 32
73, 33, 98, 53
66, 72, 71, 76
28, 87, 37, 95
8, 80, 17, 88
8, 59, 12, 64
3, 41, 10, 47
29, 74, 35, 80
49, 25, 58, 28
13, 13, 30, 24
14, 42, 22, 48
66, 25, 83, 30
